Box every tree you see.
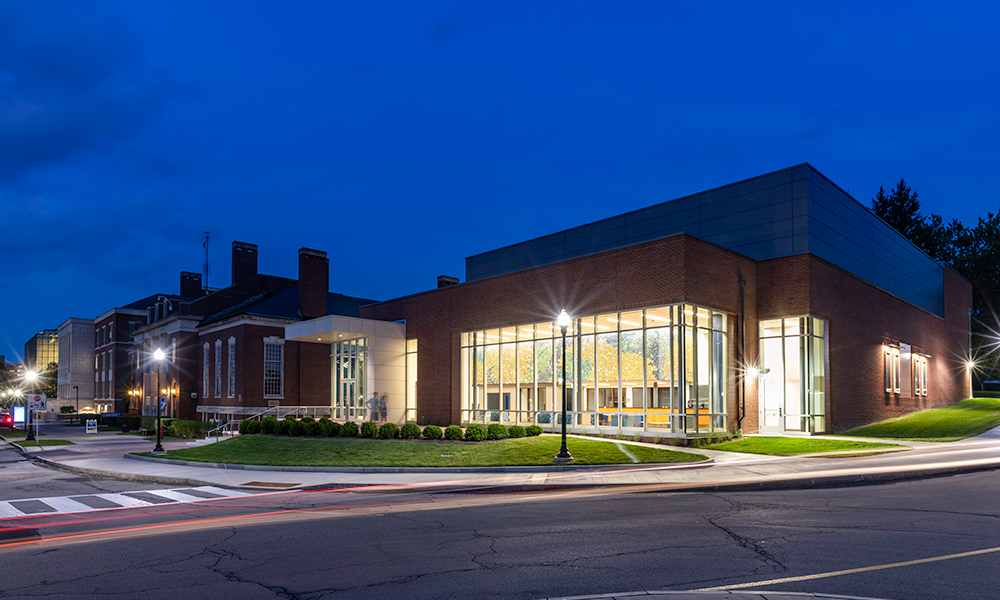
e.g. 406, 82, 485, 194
42, 362, 58, 399
870, 178, 958, 262
952, 212, 1000, 380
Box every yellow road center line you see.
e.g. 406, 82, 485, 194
696, 545, 1000, 591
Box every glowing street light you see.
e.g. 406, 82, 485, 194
24, 371, 37, 442
152, 348, 166, 453
554, 309, 573, 463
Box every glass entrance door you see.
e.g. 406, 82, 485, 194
333, 339, 367, 421
758, 317, 826, 434
760, 336, 784, 432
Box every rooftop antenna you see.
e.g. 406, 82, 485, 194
202, 231, 211, 291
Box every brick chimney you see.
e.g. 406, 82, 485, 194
298, 248, 329, 320
180, 271, 203, 297
231, 241, 258, 285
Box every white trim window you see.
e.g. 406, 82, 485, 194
214, 340, 223, 398
203, 343, 211, 398
915, 356, 929, 396
228, 337, 236, 398
892, 350, 901, 394
884, 348, 892, 393
264, 338, 284, 398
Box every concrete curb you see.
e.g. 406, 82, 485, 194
122, 452, 715, 473
676, 461, 1000, 493
542, 591, 891, 599
8, 442, 224, 489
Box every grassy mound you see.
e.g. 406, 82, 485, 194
841, 398, 1000, 442
708, 437, 904, 456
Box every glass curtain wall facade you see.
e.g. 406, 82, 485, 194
460, 304, 729, 435
333, 339, 367, 420
759, 316, 826, 433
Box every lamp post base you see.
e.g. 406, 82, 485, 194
553, 451, 573, 463
152, 445, 166, 454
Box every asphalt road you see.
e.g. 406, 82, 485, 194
0, 445, 180, 502
1, 466, 999, 600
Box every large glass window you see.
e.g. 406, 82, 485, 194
460, 303, 729, 435
214, 341, 222, 398
333, 339, 366, 420
264, 342, 283, 398
227, 338, 236, 398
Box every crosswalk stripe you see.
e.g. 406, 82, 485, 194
93, 493, 153, 508
150, 490, 216, 503
34, 497, 93, 514
0, 486, 254, 518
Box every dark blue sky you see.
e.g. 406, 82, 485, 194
3, 1, 998, 361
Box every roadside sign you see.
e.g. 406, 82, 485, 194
27, 394, 47, 410
86, 419, 97, 434
13, 406, 25, 424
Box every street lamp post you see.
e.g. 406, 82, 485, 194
152, 348, 165, 453
25, 371, 37, 442
73, 385, 79, 425
554, 309, 573, 463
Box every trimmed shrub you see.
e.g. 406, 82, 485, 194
243, 420, 262, 435
275, 419, 292, 436
525, 425, 543, 437
486, 424, 509, 440
444, 425, 464, 440
378, 423, 400, 439
261, 416, 278, 435
464, 424, 487, 442
290, 420, 307, 437
300, 416, 315, 424
422, 425, 443, 440
170, 420, 205, 439
361, 421, 379, 438
141, 416, 176, 434
306, 420, 322, 436
321, 420, 342, 437
399, 423, 421, 439
340, 421, 360, 437
238, 419, 252, 435
507, 425, 526, 438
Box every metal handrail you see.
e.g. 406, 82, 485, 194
205, 406, 337, 442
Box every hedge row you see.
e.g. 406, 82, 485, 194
238, 417, 543, 441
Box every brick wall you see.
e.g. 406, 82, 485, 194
756, 254, 972, 431
364, 232, 971, 434
363, 234, 756, 428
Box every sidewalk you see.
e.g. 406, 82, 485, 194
6, 423, 1000, 494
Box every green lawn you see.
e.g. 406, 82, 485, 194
137, 435, 707, 467
841, 398, 1000, 442
1, 430, 47, 438
708, 436, 905, 456
17, 439, 74, 447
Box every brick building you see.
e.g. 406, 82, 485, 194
291, 164, 972, 436
94, 293, 187, 415
134, 242, 376, 422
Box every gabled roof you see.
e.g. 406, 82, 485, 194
198, 288, 378, 328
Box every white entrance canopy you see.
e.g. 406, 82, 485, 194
285, 316, 408, 422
